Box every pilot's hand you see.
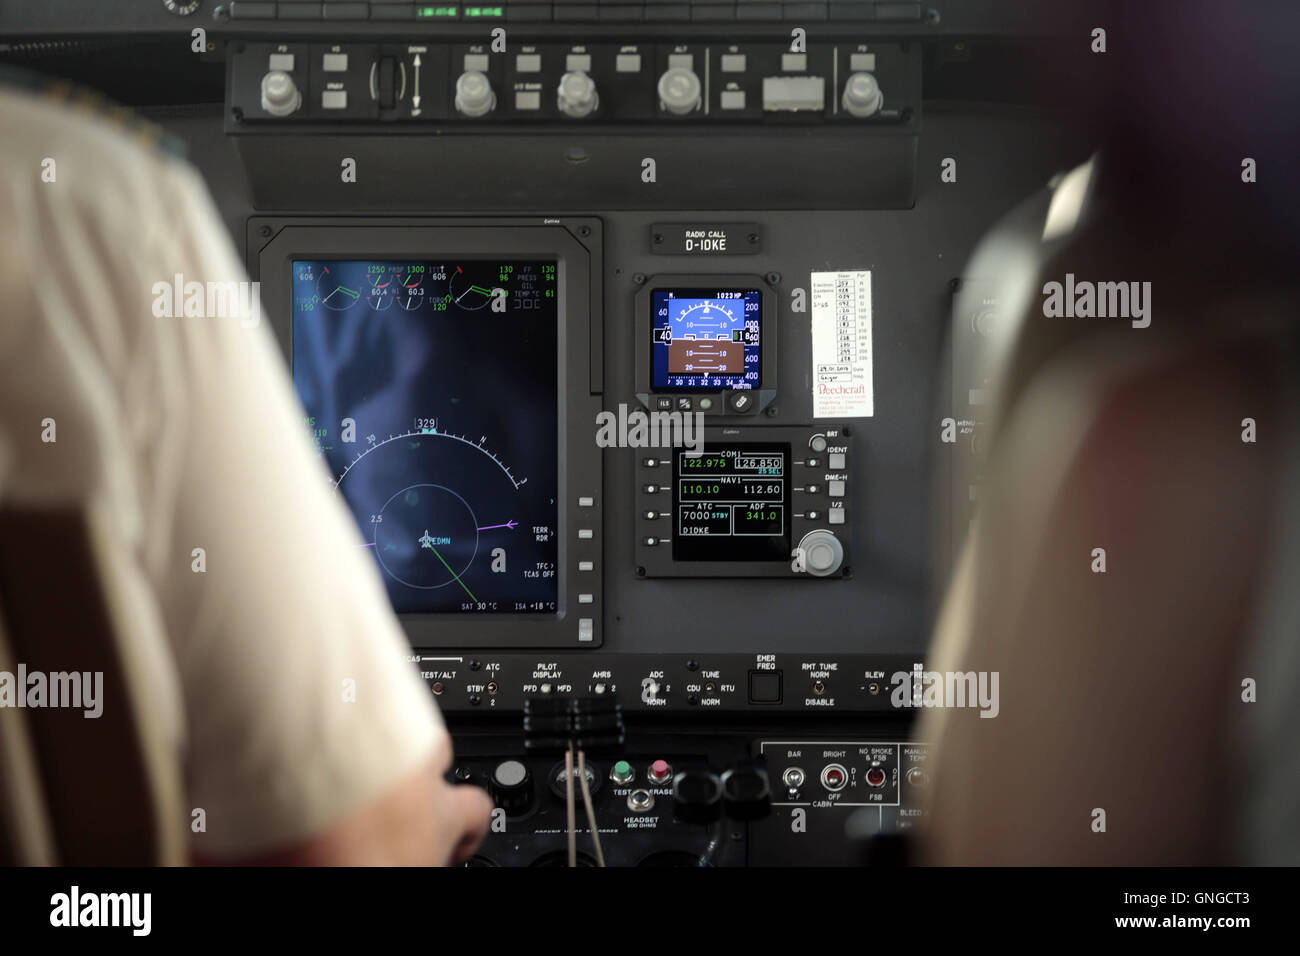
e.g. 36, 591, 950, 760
429, 740, 494, 866
192, 735, 493, 866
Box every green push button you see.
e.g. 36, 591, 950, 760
612, 760, 634, 784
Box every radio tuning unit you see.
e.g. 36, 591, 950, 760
635, 425, 852, 580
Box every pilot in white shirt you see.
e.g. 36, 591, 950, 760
0, 77, 489, 863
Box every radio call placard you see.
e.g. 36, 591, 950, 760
650, 223, 762, 256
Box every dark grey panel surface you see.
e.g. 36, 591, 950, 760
146, 103, 1093, 659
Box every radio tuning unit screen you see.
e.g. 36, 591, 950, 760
673, 443, 790, 562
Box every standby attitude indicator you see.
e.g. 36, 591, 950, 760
651, 289, 762, 392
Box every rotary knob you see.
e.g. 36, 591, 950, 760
721, 763, 772, 821
842, 72, 883, 118
375, 55, 400, 110
797, 530, 844, 577
259, 71, 301, 117
557, 71, 599, 118
657, 67, 702, 115
672, 769, 723, 824
489, 760, 534, 815
455, 70, 496, 117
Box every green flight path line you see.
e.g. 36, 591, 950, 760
427, 544, 479, 604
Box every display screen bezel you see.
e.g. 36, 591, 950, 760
254, 220, 603, 650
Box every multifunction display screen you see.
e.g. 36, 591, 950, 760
291, 259, 559, 614
650, 289, 762, 392
672, 443, 791, 562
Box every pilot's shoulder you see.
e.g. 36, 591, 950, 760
0, 68, 186, 162
0, 74, 198, 232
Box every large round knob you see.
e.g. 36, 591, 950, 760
455, 70, 496, 117
721, 763, 772, 821
657, 67, 701, 115
260, 71, 301, 117
972, 307, 996, 337
557, 71, 599, 118
672, 770, 722, 824
842, 72, 883, 118
490, 760, 534, 815
797, 530, 844, 577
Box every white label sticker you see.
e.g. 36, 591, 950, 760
811, 270, 873, 418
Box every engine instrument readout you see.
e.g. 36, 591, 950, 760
291, 259, 559, 615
